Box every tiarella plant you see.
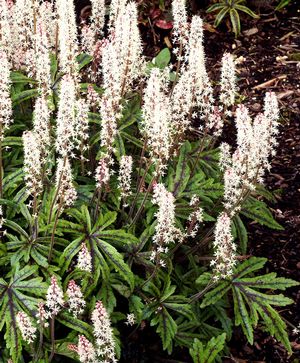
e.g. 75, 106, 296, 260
0, 0, 298, 362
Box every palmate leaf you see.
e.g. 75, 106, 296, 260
0, 265, 47, 362
241, 197, 283, 230
150, 307, 177, 353
172, 141, 191, 197
58, 210, 135, 290
199, 257, 299, 354
189, 333, 226, 363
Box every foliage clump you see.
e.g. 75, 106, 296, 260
0, 0, 298, 362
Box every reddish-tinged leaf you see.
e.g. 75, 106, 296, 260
149, 8, 161, 20
154, 19, 173, 30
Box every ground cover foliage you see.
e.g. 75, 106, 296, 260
0, 0, 298, 362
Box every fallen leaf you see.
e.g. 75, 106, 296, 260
243, 27, 259, 36
154, 19, 173, 29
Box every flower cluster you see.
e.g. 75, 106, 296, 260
55, 157, 77, 208
220, 93, 280, 214
46, 276, 65, 318
99, 1, 143, 167
95, 158, 111, 190
22, 131, 43, 196
66, 280, 86, 317
33, 18, 52, 94
142, 69, 172, 172
92, 301, 117, 363
77, 243, 92, 273
220, 53, 236, 108
172, 0, 188, 47
56, 75, 77, 156
77, 335, 97, 363
171, 16, 215, 137
118, 155, 133, 203
16, 311, 37, 344
210, 212, 237, 280
56, 0, 78, 76
186, 195, 203, 238
0, 50, 13, 138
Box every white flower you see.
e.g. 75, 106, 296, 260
0, 49, 13, 135
220, 53, 236, 107
210, 212, 236, 280
109, 0, 127, 29
77, 335, 97, 363
77, 243, 92, 273
172, 0, 188, 46
56, 75, 77, 156
152, 183, 180, 247
55, 157, 77, 207
56, 0, 78, 76
125, 313, 135, 326
67, 280, 86, 317
142, 69, 172, 171
36, 302, 49, 328
46, 276, 64, 317
95, 158, 111, 190
22, 131, 43, 196
91, 0, 106, 38
16, 312, 37, 344
34, 18, 52, 95
118, 155, 133, 202
92, 301, 117, 363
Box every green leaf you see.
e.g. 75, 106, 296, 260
172, 141, 191, 197
200, 281, 231, 308
233, 215, 248, 254
207, 3, 227, 12
12, 89, 39, 106
2, 136, 23, 147
255, 303, 292, 354
241, 197, 284, 230
230, 8, 241, 36
120, 130, 143, 148
94, 237, 135, 291
275, 0, 291, 10
232, 287, 254, 344
235, 4, 259, 18
10, 71, 37, 84
76, 53, 93, 70
153, 48, 171, 69
233, 257, 267, 278
0, 265, 47, 361
151, 307, 177, 353
95, 229, 139, 250
190, 333, 226, 363
214, 7, 230, 27
57, 312, 93, 340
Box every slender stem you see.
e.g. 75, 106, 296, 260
169, 41, 183, 97
129, 172, 156, 228
49, 317, 55, 362
48, 203, 62, 263
32, 193, 39, 240
190, 280, 215, 302
47, 156, 67, 225
128, 159, 151, 220
0, 124, 3, 199
93, 188, 102, 221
